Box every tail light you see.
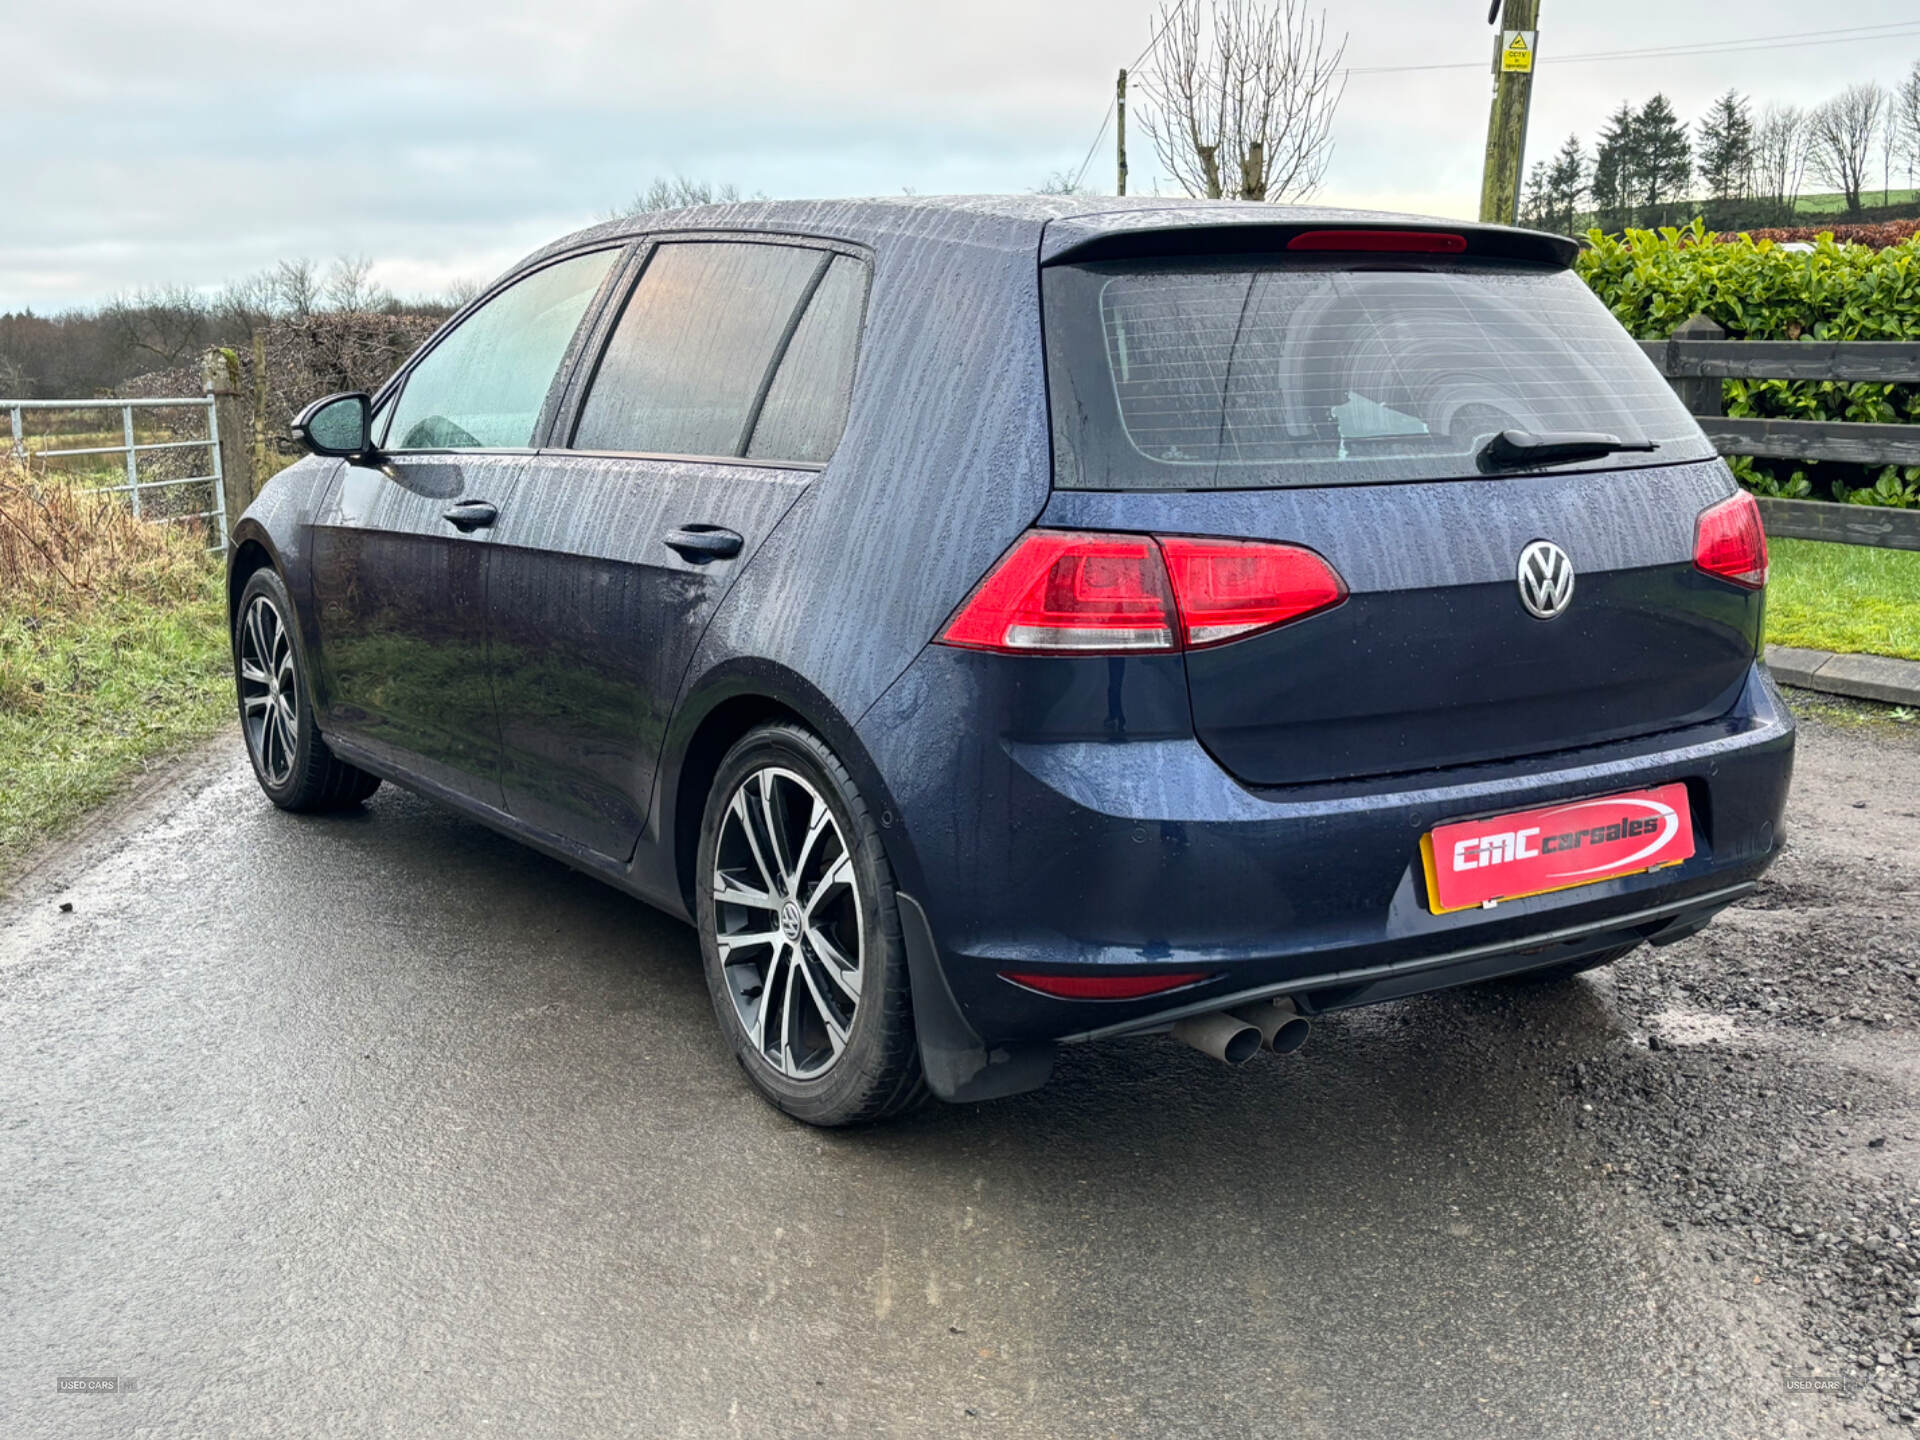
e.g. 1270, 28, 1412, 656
1000, 970, 1212, 1000
936, 531, 1177, 652
939, 530, 1346, 655
1694, 491, 1769, 589
1159, 536, 1348, 647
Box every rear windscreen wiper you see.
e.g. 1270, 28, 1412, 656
1476, 429, 1659, 473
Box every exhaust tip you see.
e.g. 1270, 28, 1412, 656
1230, 999, 1313, 1055
1268, 1015, 1311, 1055
1171, 1012, 1263, 1066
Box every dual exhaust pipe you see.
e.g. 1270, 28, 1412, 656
1171, 998, 1311, 1066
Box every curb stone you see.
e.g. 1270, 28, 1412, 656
1765, 644, 1920, 708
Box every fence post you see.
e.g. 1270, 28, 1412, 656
123, 405, 140, 518
202, 347, 255, 543
1665, 314, 1728, 418
8, 405, 22, 460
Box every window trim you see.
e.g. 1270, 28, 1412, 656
548, 230, 872, 471
373, 241, 632, 457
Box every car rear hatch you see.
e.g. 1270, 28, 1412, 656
1036, 218, 1762, 788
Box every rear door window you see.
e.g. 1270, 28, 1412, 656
386, 249, 617, 451
573, 241, 863, 462
745, 255, 867, 464
1044, 258, 1713, 490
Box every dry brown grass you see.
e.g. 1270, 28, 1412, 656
0, 461, 228, 880
0, 457, 217, 613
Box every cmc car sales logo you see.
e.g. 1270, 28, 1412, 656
1426, 782, 1696, 913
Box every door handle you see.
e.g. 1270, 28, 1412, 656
664, 526, 744, 561
442, 500, 499, 533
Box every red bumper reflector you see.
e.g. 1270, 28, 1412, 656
1287, 229, 1469, 254
1000, 970, 1211, 1000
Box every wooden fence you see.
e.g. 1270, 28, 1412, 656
1640, 313, 1920, 553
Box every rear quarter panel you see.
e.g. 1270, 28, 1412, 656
666, 211, 1054, 844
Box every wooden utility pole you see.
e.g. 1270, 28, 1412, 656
1478, 0, 1540, 226
1116, 69, 1129, 196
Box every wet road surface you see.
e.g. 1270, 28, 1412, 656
2, 725, 1899, 1438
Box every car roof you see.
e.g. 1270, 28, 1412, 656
512, 195, 1577, 279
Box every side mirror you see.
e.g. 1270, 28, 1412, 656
292, 392, 375, 459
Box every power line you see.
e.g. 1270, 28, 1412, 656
1349, 20, 1920, 76
1071, 9, 1183, 191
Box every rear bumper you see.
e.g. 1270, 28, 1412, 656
859, 655, 1793, 1070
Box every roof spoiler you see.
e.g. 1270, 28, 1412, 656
1041, 220, 1579, 269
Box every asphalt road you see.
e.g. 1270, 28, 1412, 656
3, 715, 1910, 1438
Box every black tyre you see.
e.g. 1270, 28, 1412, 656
1508, 941, 1640, 985
696, 723, 926, 1126
233, 567, 381, 812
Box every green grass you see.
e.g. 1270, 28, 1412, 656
1792, 188, 1920, 215
0, 459, 232, 884
1766, 537, 1920, 662
0, 585, 230, 881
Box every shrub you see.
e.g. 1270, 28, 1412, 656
1577, 220, 1920, 507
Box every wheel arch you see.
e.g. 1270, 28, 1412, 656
660, 660, 919, 922
225, 524, 282, 627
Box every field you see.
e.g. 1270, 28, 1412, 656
1766, 536, 1920, 662
1792, 187, 1920, 215
0, 466, 228, 884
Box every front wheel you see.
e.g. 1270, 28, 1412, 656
696, 723, 926, 1126
234, 567, 380, 812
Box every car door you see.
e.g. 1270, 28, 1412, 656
308, 247, 623, 806
485, 238, 869, 859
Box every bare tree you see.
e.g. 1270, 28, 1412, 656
100, 287, 211, 368
1034, 170, 1087, 195
442, 276, 486, 310
323, 255, 389, 313
213, 270, 280, 335
621, 177, 745, 216
1896, 61, 1920, 190
1137, 0, 1348, 202
1806, 83, 1886, 213
1752, 103, 1810, 209
270, 259, 320, 321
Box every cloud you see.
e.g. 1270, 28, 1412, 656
3, 0, 1918, 309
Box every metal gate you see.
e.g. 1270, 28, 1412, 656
5, 393, 228, 550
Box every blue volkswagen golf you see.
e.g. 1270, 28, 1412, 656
230, 196, 1793, 1125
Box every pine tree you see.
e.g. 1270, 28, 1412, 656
1696, 89, 1754, 202
1590, 103, 1637, 225
1519, 161, 1553, 230
1633, 94, 1693, 210
1544, 134, 1587, 232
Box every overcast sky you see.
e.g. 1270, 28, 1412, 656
5, 1, 1919, 312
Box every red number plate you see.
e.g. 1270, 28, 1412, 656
1421, 782, 1695, 915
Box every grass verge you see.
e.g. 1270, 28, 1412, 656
1766, 537, 1920, 663
0, 465, 230, 886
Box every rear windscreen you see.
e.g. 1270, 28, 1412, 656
1043, 257, 1713, 490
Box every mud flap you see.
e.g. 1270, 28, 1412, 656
897, 892, 1054, 1104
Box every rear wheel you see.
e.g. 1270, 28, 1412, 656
696, 723, 925, 1126
234, 568, 380, 812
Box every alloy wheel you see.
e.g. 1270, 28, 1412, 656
712, 765, 864, 1080
238, 594, 299, 788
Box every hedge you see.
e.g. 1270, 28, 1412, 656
1577, 220, 1920, 508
